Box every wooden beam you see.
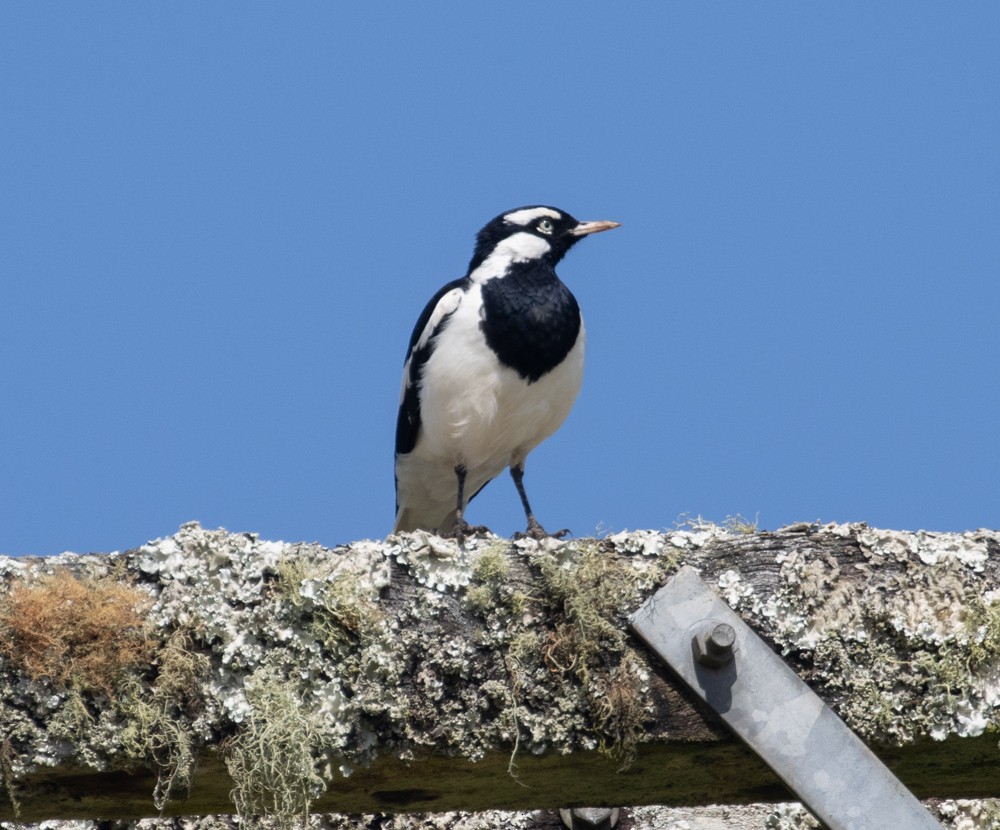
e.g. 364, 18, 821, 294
0, 522, 997, 821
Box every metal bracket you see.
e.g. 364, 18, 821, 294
629, 566, 942, 830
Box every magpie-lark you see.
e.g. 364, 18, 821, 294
393, 205, 620, 540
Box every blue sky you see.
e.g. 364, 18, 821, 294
2, 4, 998, 556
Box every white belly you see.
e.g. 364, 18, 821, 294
394, 283, 585, 531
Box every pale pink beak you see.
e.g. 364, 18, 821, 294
570, 219, 621, 237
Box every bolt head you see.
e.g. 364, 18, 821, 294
693, 621, 737, 667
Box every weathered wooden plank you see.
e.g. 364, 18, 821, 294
0, 522, 997, 822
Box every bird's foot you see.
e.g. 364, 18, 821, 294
446, 517, 492, 543
515, 518, 570, 541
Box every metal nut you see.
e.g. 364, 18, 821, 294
558, 807, 621, 829
692, 621, 736, 667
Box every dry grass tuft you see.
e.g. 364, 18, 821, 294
0, 570, 155, 696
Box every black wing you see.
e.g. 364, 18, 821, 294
394, 277, 467, 458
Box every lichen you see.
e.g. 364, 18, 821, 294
764, 803, 821, 829
667, 514, 741, 549
117, 628, 209, 809
386, 531, 476, 592
723, 513, 760, 535
1, 521, 999, 824
275, 553, 384, 654
502, 539, 662, 767
224, 666, 333, 828
935, 799, 1000, 829
718, 523, 1000, 743
2, 801, 1000, 830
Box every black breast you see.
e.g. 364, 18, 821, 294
479, 262, 582, 383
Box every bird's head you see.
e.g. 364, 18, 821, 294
467, 206, 620, 274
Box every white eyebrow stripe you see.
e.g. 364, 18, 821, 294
503, 207, 561, 226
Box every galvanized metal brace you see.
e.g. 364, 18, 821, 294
629, 565, 943, 830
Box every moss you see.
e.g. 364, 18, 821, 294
6, 523, 998, 822
507, 631, 543, 668
462, 542, 535, 621
273, 556, 313, 605
455, 539, 663, 770
0, 567, 217, 812
464, 546, 513, 615
0, 571, 154, 697
520, 543, 652, 767
554, 550, 646, 764
472, 545, 511, 585
275, 555, 381, 654
587, 650, 647, 768
535, 545, 638, 675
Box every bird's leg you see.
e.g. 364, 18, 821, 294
447, 464, 490, 542
510, 464, 569, 540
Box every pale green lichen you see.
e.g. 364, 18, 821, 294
857, 526, 990, 571
668, 514, 742, 548
936, 798, 1000, 829
721, 524, 1000, 743
508, 540, 660, 767
2, 802, 1000, 830
387, 531, 476, 592
276, 555, 383, 654
764, 803, 821, 829
224, 666, 333, 828
2, 521, 999, 825
723, 513, 761, 534
118, 628, 209, 809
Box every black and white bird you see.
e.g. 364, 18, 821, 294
393, 205, 620, 540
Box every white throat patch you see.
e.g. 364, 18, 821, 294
469, 231, 551, 284
499, 231, 550, 261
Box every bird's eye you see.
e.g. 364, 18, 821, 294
537, 219, 554, 234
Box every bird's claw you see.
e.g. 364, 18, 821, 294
447, 518, 491, 543
515, 520, 570, 541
